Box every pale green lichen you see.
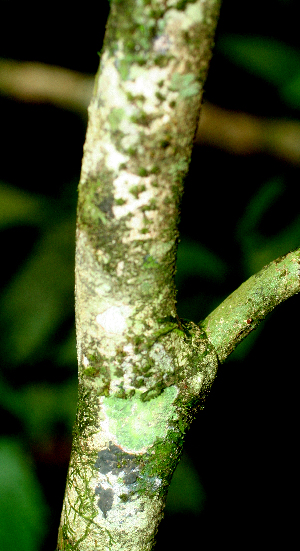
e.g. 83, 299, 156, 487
168, 159, 190, 183
108, 107, 126, 131
169, 72, 201, 98
102, 386, 178, 453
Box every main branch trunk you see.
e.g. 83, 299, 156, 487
57, 1, 221, 549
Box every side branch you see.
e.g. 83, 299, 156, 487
202, 248, 300, 362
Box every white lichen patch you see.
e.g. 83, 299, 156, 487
91, 478, 163, 547
109, 344, 147, 396
96, 248, 111, 265
98, 51, 130, 111
164, 0, 204, 33
149, 342, 175, 378
112, 170, 161, 241
99, 40, 177, 138
125, 64, 172, 111
101, 140, 129, 173
96, 305, 132, 335
189, 371, 204, 395
153, 34, 172, 54
97, 48, 173, 138
113, 171, 153, 218
95, 281, 112, 295
83, 355, 90, 367
116, 260, 124, 277
126, 210, 150, 240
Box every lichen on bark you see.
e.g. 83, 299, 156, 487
58, 322, 218, 551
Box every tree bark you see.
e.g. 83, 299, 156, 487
57, 1, 221, 549
57, 1, 300, 550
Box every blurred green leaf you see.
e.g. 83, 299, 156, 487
236, 178, 300, 275
19, 380, 77, 440
218, 34, 300, 109
0, 215, 75, 364
0, 376, 77, 441
55, 326, 77, 366
165, 452, 206, 514
0, 438, 47, 551
281, 73, 300, 109
244, 215, 300, 275
236, 177, 284, 237
0, 183, 45, 228
176, 238, 228, 288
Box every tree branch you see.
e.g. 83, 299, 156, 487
2, 58, 300, 165
196, 101, 300, 166
202, 248, 300, 362
57, 1, 221, 550
0, 58, 92, 113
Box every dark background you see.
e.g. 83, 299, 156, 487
0, 1, 299, 549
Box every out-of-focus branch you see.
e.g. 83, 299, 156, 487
1, 57, 300, 165
196, 102, 300, 166
0, 58, 93, 113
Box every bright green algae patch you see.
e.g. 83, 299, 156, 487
102, 386, 178, 453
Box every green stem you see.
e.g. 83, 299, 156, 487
202, 248, 300, 362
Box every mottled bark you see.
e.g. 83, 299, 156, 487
57, 1, 300, 550
57, 1, 221, 549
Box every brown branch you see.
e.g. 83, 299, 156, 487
0, 58, 93, 113
1, 58, 300, 165
196, 101, 300, 166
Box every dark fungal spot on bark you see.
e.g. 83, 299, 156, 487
95, 442, 139, 478
98, 195, 114, 218
95, 486, 114, 518
94, 442, 141, 515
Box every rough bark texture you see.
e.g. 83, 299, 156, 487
57, 1, 221, 550
57, 2, 300, 549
